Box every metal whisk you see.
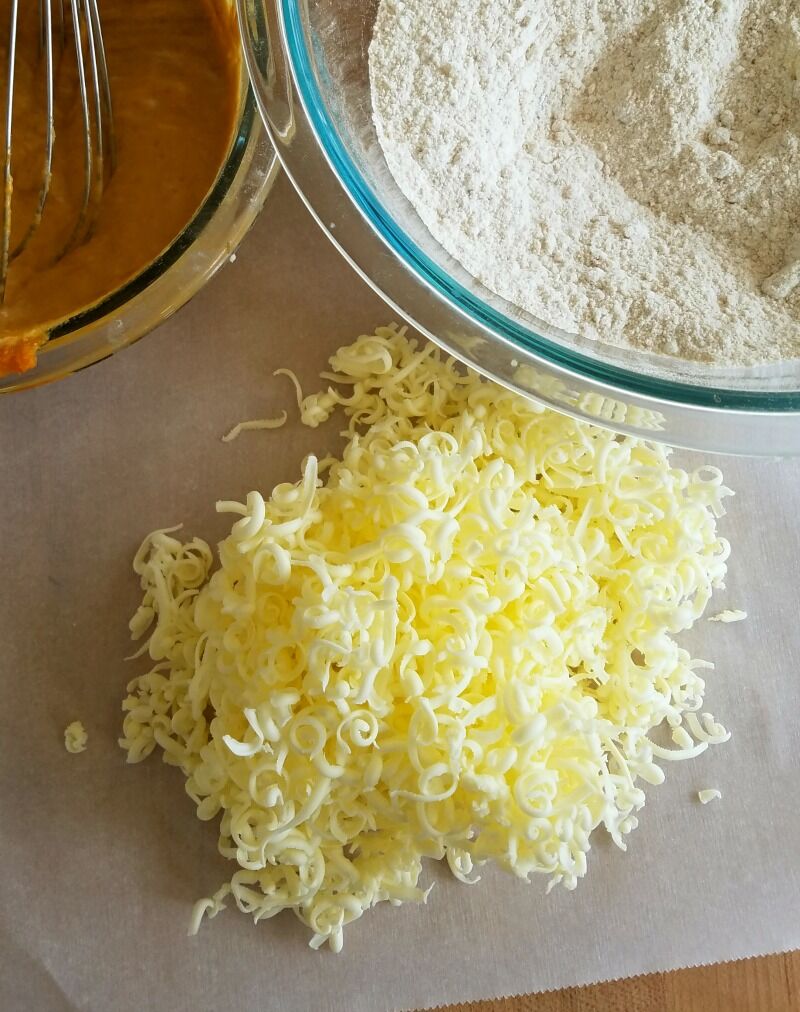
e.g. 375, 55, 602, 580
1, 0, 115, 303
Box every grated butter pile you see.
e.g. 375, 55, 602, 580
120, 325, 732, 952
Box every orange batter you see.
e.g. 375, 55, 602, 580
0, 0, 241, 376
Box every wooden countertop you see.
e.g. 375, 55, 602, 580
443, 952, 799, 1011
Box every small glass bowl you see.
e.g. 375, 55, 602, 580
0, 63, 278, 395
239, 0, 800, 455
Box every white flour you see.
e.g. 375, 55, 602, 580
369, 0, 800, 365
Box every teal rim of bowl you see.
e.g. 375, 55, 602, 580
281, 0, 800, 413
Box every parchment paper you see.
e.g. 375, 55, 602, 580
1, 174, 799, 1012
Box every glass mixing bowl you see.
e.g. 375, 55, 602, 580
0, 59, 278, 395
238, 0, 800, 455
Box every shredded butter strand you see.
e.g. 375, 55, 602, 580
222, 412, 288, 443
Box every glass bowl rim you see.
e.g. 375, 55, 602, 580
39, 80, 263, 352
280, 0, 800, 415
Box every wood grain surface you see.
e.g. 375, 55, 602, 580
439, 951, 800, 1011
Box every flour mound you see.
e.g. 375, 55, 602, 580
370, 0, 800, 366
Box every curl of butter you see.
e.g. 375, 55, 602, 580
708, 609, 747, 623
222, 412, 288, 443
64, 721, 88, 754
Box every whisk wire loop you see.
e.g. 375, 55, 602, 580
0, 0, 114, 305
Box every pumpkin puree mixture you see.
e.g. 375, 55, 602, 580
0, 0, 241, 377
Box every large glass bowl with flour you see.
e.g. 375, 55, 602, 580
239, 0, 800, 454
